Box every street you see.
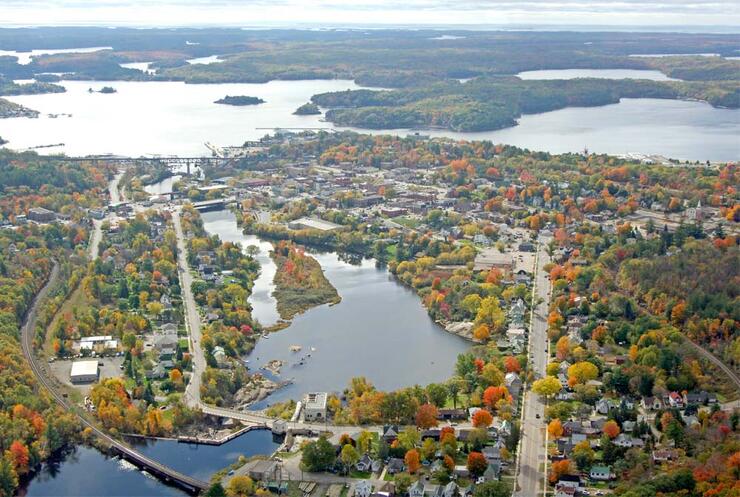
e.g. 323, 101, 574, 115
515, 238, 552, 497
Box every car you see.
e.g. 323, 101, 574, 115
227, 470, 235, 476
535, 413, 541, 419
596, 492, 605, 496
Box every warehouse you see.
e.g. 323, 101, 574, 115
70, 360, 100, 384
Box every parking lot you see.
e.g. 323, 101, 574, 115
49, 356, 124, 395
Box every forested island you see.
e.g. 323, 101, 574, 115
293, 102, 321, 115
0, 97, 39, 118
271, 240, 340, 320
214, 95, 265, 106
313, 77, 740, 132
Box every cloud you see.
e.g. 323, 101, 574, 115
2, 0, 739, 27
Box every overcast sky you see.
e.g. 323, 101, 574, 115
3, 0, 739, 28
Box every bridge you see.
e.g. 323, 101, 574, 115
192, 196, 237, 212
20, 264, 209, 494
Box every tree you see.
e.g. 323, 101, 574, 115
415, 403, 439, 429
356, 430, 373, 454
504, 356, 521, 373
421, 438, 437, 461
397, 427, 421, 450
572, 440, 594, 471
472, 409, 493, 428
567, 361, 598, 386
548, 419, 564, 439
405, 449, 421, 474
467, 452, 488, 477
426, 383, 448, 408
8, 441, 29, 475
532, 376, 562, 398
603, 420, 620, 439
301, 436, 336, 472
483, 386, 509, 409
340, 444, 359, 474
227, 475, 254, 497
0, 458, 18, 497
472, 481, 511, 497
549, 459, 574, 483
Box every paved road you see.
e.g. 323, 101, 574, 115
173, 208, 207, 410
515, 239, 552, 497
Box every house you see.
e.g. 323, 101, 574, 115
382, 425, 399, 443
303, 392, 328, 421
442, 482, 458, 497
554, 486, 576, 497
641, 396, 663, 411
437, 408, 467, 420
667, 392, 684, 408
386, 458, 405, 474
354, 481, 372, 497
589, 465, 613, 481
28, 207, 56, 223
243, 459, 279, 481
356, 454, 375, 472
505, 372, 522, 400
595, 398, 612, 415
408, 481, 425, 497
652, 449, 679, 463
422, 484, 442, 497
482, 461, 501, 482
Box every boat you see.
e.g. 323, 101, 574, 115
289, 345, 302, 352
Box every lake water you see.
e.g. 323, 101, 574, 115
200, 209, 470, 407
0, 79, 367, 156
200, 209, 281, 327
516, 68, 677, 81
19, 429, 279, 496
0, 46, 112, 65
340, 98, 740, 162
1, 78, 737, 161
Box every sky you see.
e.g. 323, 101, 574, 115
2, 0, 739, 28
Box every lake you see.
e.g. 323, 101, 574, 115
516, 68, 678, 81
0, 46, 112, 65
19, 429, 279, 496
0, 79, 369, 156
339, 98, 740, 162
200, 209, 470, 407
1, 78, 737, 161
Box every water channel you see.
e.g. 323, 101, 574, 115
199, 209, 471, 406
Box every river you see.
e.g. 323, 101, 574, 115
19, 429, 279, 496
1, 76, 738, 161
199, 209, 470, 407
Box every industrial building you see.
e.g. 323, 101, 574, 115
70, 360, 100, 384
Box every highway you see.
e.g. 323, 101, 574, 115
514, 239, 552, 497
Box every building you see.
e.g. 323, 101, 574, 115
303, 392, 328, 421
288, 217, 342, 232
589, 465, 613, 481
27, 207, 56, 223
70, 360, 100, 383
473, 249, 514, 271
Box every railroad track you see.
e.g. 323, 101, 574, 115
19, 262, 208, 494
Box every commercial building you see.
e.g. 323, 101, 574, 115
303, 392, 328, 421
287, 217, 342, 232
473, 248, 514, 271
27, 207, 56, 223
70, 360, 100, 384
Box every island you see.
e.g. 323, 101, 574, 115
214, 95, 265, 106
293, 102, 321, 115
0, 97, 39, 118
87, 86, 117, 94
271, 240, 340, 320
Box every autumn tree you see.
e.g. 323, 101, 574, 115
467, 451, 488, 477
483, 386, 510, 409
603, 420, 620, 439
227, 475, 254, 497
415, 403, 439, 429
548, 419, 564, 439
405, 449, 421, 474
567, 361, 598, 387
472, 409, 493, 428
532, 376, 562, 398
549, 459, 574, 483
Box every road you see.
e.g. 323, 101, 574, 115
514, 239, 552, 497
88, 171, 125, 260
173, 208, 207, 410
19, 262, 207, 492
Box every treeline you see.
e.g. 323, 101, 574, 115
313, 77, 738, 132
